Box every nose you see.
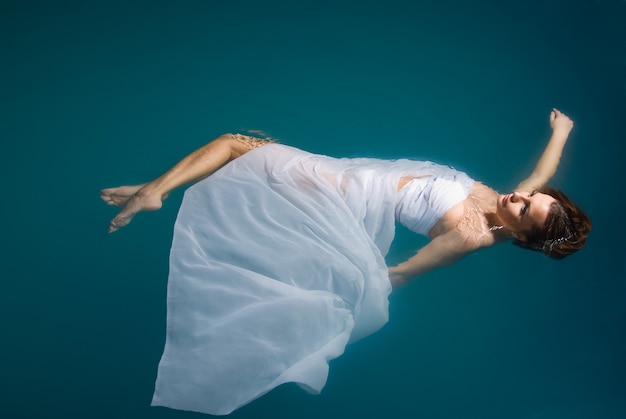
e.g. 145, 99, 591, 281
511, 192, 529, 203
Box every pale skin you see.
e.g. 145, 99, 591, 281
101, 109, 574, 287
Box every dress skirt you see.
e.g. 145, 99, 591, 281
151, 144, 402, 415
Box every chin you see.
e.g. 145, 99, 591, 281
495, 195, 504, 210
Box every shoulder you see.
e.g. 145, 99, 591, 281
426, 227, 480, 261
434, 184, 499, 251
447, 228, 485, 254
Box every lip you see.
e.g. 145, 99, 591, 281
502, 194, 511, 206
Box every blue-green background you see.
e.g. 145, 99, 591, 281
2, 0, 624, 418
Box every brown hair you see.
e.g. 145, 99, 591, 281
513, 186, 592, 259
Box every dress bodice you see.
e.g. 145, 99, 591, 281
394, 162, 474, 236
301, 150, 475, 243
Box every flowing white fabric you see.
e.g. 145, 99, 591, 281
151, 144, 473, 415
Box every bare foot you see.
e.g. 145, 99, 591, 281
100, 184, 147, 206
101, 185, 168, 233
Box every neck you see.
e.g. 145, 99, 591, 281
468, 183, 510, 241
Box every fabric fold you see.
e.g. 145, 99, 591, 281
152, 145, 396, 415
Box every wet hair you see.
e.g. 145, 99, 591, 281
513, 186, 592, 259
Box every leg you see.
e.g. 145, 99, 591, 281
101, 134, 262, 233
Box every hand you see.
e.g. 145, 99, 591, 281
388, 266, 408, 288
550, 108, 574, 136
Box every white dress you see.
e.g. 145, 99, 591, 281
151, 144, 474, 415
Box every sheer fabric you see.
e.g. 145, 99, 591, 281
151, 144, 473, 415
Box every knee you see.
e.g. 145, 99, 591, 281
212, 133, 248, 158
215, 133, 236, 142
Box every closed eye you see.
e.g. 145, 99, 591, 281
521, 190, 538, 216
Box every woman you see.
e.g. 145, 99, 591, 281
101, 108, 591, 415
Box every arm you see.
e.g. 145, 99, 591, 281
102, 133, 264, 232
388, 231, 472, 287
516, 108, 574, 192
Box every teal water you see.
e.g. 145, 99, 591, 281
2, 0, 624, 418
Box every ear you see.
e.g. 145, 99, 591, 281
511, 231, 527, 242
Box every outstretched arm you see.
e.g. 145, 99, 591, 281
516, 108, 574, 192
101, 133, 264, 233
388, 231, 472, 287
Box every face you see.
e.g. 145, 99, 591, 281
496, 191, 556, 236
